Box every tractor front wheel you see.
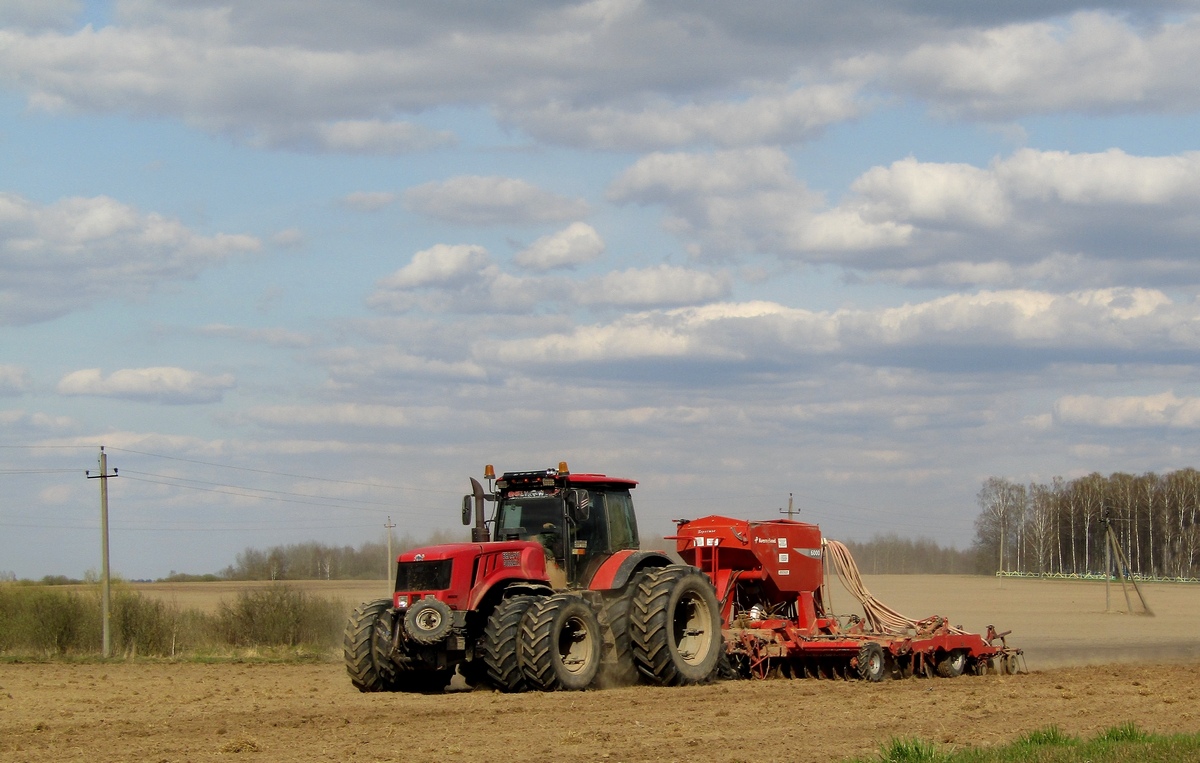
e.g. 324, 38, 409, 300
519, 594, 602, 691
344, 598, 398, 692
630, 565, 722, 686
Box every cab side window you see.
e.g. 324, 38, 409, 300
606, 491, 639, 551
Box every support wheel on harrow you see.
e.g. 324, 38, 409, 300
519, 594, 602, 691
855, 642, 887, 682
482, 595, 541, 692
936, 649, 967, 678
630, 565, 722, 686
344, 598, 399, 692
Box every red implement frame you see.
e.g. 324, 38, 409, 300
672, 515, 1022, 680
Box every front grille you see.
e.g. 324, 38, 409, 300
395, 560, 452, 592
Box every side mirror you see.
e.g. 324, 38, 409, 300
566, 489, 591, 522
461, 495, 473, 526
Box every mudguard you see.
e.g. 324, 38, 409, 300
586, 549, 674, 591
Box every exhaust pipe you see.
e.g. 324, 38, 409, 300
469, 477, 489, 542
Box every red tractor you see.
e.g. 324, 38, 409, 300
344, 463, 723, 692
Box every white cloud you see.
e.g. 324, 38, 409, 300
367, 244, 546, 314
404, 177, 589, 226
250, 120, 455, 154
198, 324, 314, 349
341, 191, 398, 211
851, 158, 1011, 228
515, 84, 863, 150
309, 120, 454, 154
377, 244, 491, 290
0, 192, 260, 325
611, 146, 1200, 286
577, 265, 731, 308
56, 367, 237, 404
997, 148, 1200, 206
0, 409, 76, 430
270, 228, 305, 247
2, 5, 1198, 161
241, 403, 452, 429
321, 346, 487, 385
885, 12, 1200, 118
0, 0, 79, 31
515, 222, 605, 270
480, 287, 1192, 370
0, 365, 31, 395
1056, 392, 1200, 429
609, 147, 826, 257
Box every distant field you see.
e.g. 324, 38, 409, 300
61, 579, 393, 615
79, 572, 1200, 670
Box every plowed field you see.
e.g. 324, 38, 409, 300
4, 575, 1198, 762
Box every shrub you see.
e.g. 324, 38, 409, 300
215, 585, 343, 649
0, 584, 91, 654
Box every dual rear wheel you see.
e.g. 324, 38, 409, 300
486, 563, 723, 692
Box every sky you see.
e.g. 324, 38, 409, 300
4, 1, 1200, 580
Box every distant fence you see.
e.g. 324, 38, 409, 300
995, 570, 1200, 584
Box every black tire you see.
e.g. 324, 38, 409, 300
936, 649, 967, 678
629, 565, 722, 686
483, 595, 540, 692
1001, 652, 1020, 675
519, 594, 602, 691
404, 598, 453, 645
599, 588, 639, 686
855, 641, 887, 682
344, 598, 398, 692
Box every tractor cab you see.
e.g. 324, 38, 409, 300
476, 463, 641, 587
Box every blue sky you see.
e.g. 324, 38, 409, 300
4, 1, 1200, 579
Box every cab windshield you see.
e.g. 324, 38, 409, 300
496, 496, 563, 540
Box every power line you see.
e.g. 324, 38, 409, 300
0, 444, 98, 449
0, 519, 383, 532
0, 469, 79, 475
119, 469, 410, 509
107, 446, 462, 495
119, 474, 439, 515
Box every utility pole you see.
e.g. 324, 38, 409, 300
86, 446, 117, 658
779, 493, 795, 519
384, 516, 396, 584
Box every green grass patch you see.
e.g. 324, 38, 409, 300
852, 724, 1200, 763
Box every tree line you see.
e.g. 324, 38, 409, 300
211, 529, 978, 581
212, 530, 463, 582
974, 469, 1200, 579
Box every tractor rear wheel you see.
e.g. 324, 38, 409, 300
630, 565, 722, 686
344, 598, 398, 692
855, 642, 887, 682
600, 586, 640, 686
482, 595, 540, 692
519, 594, 602, 691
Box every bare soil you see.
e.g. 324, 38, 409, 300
5, 575, 1197, 762
2, 661, 1198, 763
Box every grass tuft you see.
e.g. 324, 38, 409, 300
876, 738, 944, 763
1095, 721, 1148, 743
1016, 726, 1075, 747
